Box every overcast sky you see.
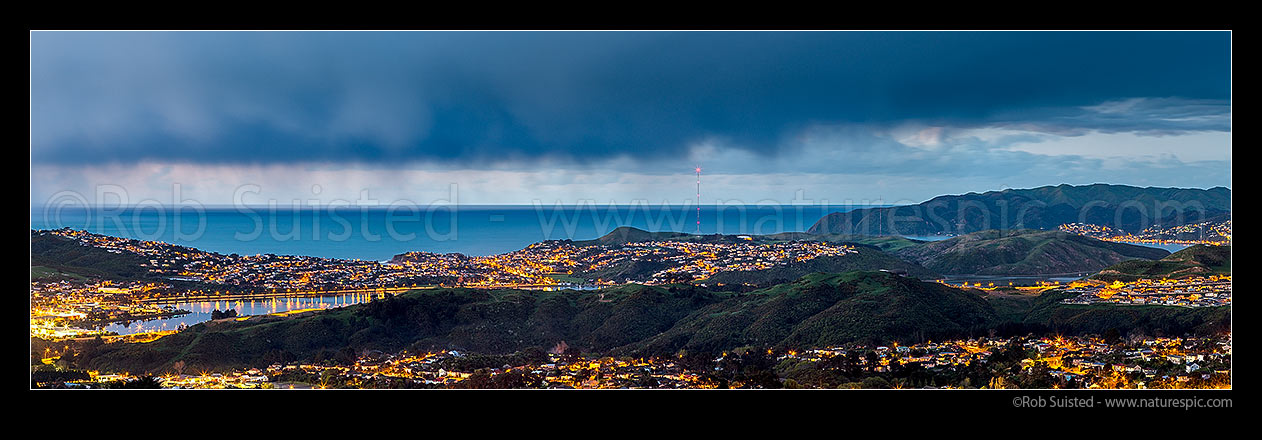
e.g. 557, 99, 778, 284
30, 31, 1231, 207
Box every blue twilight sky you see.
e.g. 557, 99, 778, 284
30, 31, 1231, 207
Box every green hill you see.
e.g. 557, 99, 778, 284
624, 271, 996, 356
571, 226, 696, 246
893, 229, 1169, 275
30, 231, 152, 281
809, 184, 1230, 236
68, 284, 728, 373
67, 270, 1229, 374
1091, 245, 1231, 282
66, 271, 986, 373
1000, 291, 1230, 337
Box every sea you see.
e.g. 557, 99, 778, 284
31, 205, 882, 261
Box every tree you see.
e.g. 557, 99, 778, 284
860, 376, 890, 389
492, 370, 542, 389
632, 369, 658, 388
115, 376, 163, 389
1103, 328, 1122, 345
864, 351, 880, 372
458, 369, 494, 389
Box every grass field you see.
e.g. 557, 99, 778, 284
31, 265, 87, 281
546, 273, 587, 284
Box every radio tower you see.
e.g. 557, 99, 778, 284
695, 166, 702, 233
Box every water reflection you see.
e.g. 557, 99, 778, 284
95, 293, 377, 336
904, 235, 1195, 254
941, 275, 1086, 284
1122, 242, 1194, 253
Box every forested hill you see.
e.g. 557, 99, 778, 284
66, 272, 991, 372
892, 229, 1170, 276
30, 231, 151, 281
1091, 244, 1232, 282
808, 184, 1231, 236
66, 270, 1228, 374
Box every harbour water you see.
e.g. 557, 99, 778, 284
901, 235, 1193, 253
940, 274, 1089, 285
92, 293, 381, 335
1116, 242, 1194, 253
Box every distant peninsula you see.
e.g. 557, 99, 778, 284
808, 184, 1231, 236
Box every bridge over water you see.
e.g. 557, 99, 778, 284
139, 286, 435, 304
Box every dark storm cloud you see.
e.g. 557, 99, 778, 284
30, 31, 1231, 166
981, 97, 1232, 137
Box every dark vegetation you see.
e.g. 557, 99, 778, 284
625, 271, 995, 356
31, 233, 152, 281
1092, 244, 1232, 282
894, 229, 1170, 275
65, 270, 1229, 374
